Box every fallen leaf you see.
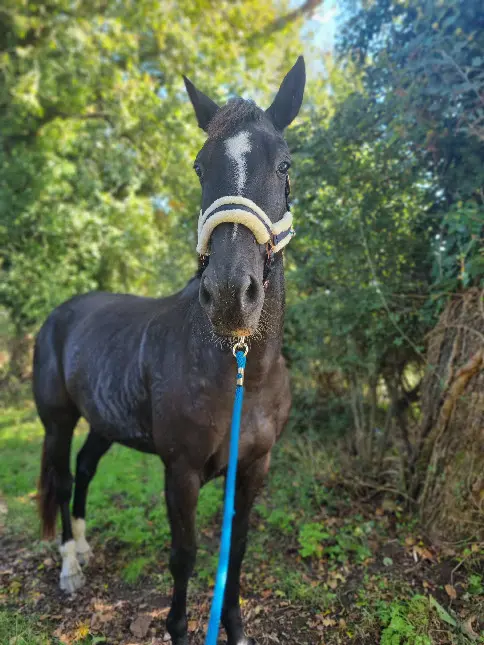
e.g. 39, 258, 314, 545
413, 545, 434, 561
130, 614, 152, 639
461, 615, 479, 641
445, 584, 457, 600
91, 611, 115, 631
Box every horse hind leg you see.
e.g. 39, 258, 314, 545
38, 404, 84, 593
72, 430, 112, 564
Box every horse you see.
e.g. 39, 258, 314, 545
33, 56, 305, 645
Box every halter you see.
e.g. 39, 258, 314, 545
196, 179, 294, 257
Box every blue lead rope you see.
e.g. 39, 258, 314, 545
205, 349, 247, 645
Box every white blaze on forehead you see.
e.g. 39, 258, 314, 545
225, 131, 252, 194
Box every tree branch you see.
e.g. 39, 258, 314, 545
248, 0, 325, 45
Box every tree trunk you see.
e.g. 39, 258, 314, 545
415, 289, 484, 540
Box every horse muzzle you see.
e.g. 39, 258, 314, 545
199, 263, 263, 337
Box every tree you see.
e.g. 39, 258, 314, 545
317, 0, 484, 536
283, 59, 432, 470
338, 0, 484, 292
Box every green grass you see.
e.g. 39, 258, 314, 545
0, 609, 105, 645
0, 609, 55, 645
1, 405, 482, 644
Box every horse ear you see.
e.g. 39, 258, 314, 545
266, 56, 306, 131
183, 76, 220, 132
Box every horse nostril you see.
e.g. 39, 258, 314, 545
200, 276, 213, 308
242, 275, 261, 308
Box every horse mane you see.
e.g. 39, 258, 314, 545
207, 98, 266, 140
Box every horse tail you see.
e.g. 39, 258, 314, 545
38, 439, 58, 540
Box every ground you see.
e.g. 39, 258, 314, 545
0, 404, 482, 645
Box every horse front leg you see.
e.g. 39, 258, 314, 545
164, 460, 200, 645
222, 453, 270, 645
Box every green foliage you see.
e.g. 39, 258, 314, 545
338, 0, 484, 295
265, 508, 295, 535
285, 61, 432, 443
432, 201, 484, 291
121, 556, 152, 583
283, 1, 484, 517
377, 596, 432, 645
298, 522, 329, 558
298, 518, 372, 564
468, 574, 484, 596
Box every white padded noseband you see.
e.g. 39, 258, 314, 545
197, 196, 294, 256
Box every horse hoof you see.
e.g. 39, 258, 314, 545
76, 542, 93, 566
59, 569, 85, 593
171, 637, 188, 645
59, 540, 85, 593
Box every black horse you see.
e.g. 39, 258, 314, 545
34, 57, 305, 645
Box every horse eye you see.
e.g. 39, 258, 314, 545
193, 162, 203, 179
278, 161, 291, 174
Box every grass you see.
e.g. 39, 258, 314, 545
0, 404, 482, 644
0, 609, 57, 645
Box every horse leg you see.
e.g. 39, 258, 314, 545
165, 461, 200, 645
72, 430, 112, 564
39, 406, 84, 593
222, 454, 270, 645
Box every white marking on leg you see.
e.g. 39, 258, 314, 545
225, 131, 251, 194
232, 223, 238, 241
59, 539, 85, 593
72, 517, 92, 565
